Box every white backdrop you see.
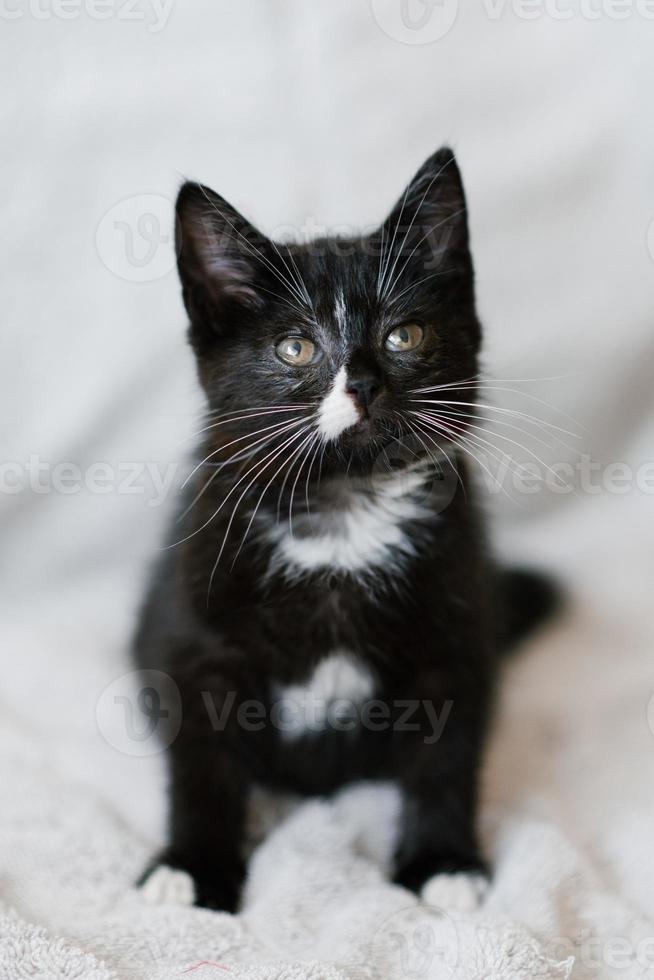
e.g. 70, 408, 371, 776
2, 2, 654, 977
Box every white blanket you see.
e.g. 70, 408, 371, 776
2, 1, 654, 977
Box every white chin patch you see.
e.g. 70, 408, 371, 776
421, 872, 488, 912
318, 366, 359, 442
140, 865, 195, 906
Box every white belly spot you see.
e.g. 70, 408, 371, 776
274, 651, 374, 740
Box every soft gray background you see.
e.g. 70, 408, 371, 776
1, 2, 654, 977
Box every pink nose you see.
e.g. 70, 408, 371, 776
345, 376, 381, 410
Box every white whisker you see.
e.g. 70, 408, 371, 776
401, 414, 465, 498
383, 206, 466, 302
410, 399, 579, 441
230, 428, 317, 571
288, 431, 320, 535
198, 185, 311, 315
182, 416, 307, 489
208, 425, 313, 591
411, 413, 521, 505
388, 268, 452, 306
380, 156, 455, 300
178, 430, 288, 521
168, 423, 311, 552
378, 183, 411, 299
303, 433, 324, 519
410, 385, 584, 432
417, 406, 558, 453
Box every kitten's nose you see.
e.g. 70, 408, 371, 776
346, 374, 382, 411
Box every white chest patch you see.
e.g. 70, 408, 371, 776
266, 465, 434, 579
275, 651, 374, 739
317, 366, 359, 442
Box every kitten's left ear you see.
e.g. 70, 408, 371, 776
376, 147, 472, 288
175, 182, 270, 337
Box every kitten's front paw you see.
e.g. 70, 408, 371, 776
140, 864, 195, 906
421, 871, 488, 911
138, 850, 245, 913
394, 851, 488, 911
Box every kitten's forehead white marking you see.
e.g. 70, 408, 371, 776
334, 289, 347, 335
317, 366, 359, 442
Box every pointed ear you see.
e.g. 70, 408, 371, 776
376, 148, 472, 292
175, 182, 268, 332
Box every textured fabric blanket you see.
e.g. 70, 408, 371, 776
2, 1, 654, 977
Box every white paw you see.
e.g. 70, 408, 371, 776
420, 872, 488, 912
140, 865, 195, 906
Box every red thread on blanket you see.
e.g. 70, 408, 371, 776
181, 962, 230, 974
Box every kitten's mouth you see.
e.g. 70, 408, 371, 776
347, 415, 379, 439
352, 415, 374, 434
337, 414, 396, 452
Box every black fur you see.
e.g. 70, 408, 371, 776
496, 567, 562, 651
133, 148, 557, 911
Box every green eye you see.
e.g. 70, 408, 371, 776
275, 337, 316, 366
385, 323, 424, 353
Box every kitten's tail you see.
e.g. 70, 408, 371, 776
496, 566, 562, 652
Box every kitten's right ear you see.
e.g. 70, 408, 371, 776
175, 182, 268, 333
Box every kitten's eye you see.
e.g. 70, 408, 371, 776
275, 337, 316, 366
385, 323, 424, 353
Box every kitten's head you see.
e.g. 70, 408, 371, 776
175, 148, 480, 474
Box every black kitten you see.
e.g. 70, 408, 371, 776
134, 148, 556, 912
